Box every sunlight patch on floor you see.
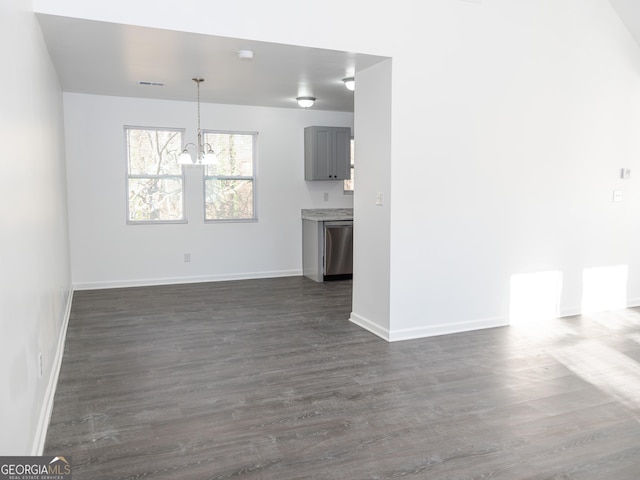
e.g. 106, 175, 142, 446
589, 310, 640, 332
552, 340, 640, 410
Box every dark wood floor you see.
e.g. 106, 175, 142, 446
45, 276, 640, 479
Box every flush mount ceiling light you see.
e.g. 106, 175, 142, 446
342, 77, 355, 91
296, 96, 316, 108
179, 78, 218, 165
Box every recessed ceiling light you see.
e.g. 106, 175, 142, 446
138, 81, 164, 86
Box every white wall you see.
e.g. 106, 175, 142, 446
388, 0, 640, 339
35, 0, 640, 341
0, 1, 72, 454
350, 59, 393, 338
64, 93, 353, 288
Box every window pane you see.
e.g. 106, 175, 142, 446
344, 166, 355, 192
204, 133, 254, 176
205, 179, 254, 220
128, 177, 183, 221
127, 128, 182, 175
344, 138, 355, 192
202, 131, 257, 222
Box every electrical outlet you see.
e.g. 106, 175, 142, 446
184, 253, 191, 263
323, 192, 329, 202
613, 191, 623, 203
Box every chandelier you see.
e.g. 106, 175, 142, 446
178, 78, 218, 165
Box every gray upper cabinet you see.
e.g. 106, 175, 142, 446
304, 126, 351, 180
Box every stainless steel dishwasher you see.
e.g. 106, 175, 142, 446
323, 221, 353, 279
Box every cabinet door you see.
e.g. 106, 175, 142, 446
333, 128, 351, 180
304, 126, 351, 180
313, 127, 332, 180
305, 126, 330, 180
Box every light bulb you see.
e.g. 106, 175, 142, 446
202, 151, 218, 165
342, 77, 355, 91
296, 96, 316, 108
178, 150, 193, 165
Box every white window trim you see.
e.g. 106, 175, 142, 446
203, 130, 258, 223
125, 125, 187, 225
343, 136, 355, 195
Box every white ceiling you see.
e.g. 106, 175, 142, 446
36, 14, 389, 113
608, 0, 640, 49
36, 4, 640, 114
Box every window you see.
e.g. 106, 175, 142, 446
203, 131, 257, 221
126, 126, 185, 223
344, 138, 355, 193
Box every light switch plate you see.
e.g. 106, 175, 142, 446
613, 191, 623, 202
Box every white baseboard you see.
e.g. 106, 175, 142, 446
387, 316, 508, 342
73, 269, 302, 290
559, 299, 640, 318
350, 312, 508, 343
627, 298, 640, 309
349, 312, 391, 341
31, 288, 74, 455
559, 306, 582, 318
352, 300, 640, 342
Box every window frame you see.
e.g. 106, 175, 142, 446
202, 129, 258, 223
343, 137, 355, 194
125, 125, 187, 225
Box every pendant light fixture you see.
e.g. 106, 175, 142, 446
179, 78, 218, 165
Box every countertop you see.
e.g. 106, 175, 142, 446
301, 208, 353, 222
